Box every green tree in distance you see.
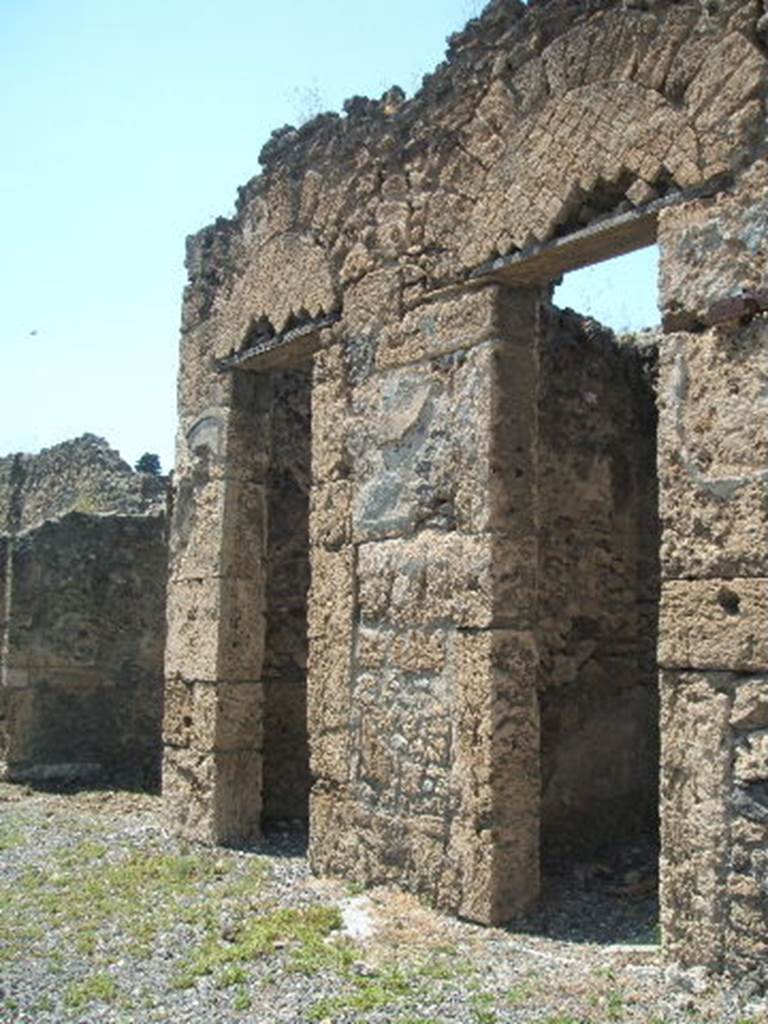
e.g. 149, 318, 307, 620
135, 452, 161, 476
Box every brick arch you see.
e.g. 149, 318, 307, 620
164, 0, 768, 986
432, 9, 766, 270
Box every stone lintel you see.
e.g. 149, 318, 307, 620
215, 314, 340, 373
469, 180, 725, 287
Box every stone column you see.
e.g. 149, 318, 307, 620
308, 281, 541, 925
163, 354, 269, 845
657, 160, 768, 981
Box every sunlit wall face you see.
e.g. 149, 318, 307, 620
553, 245, 659, 333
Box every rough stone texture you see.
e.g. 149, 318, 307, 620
657, 324, 768, 579
181, 0, 766, 356
656, 156, 768, 989
2, 514, 166, 785
0, 434, 166, 532
307, 286, 543, 925
0, 437, 168, 787
659, 159, 768, 331
163, 366, 313, 839
164, 0, 768, 984
537, 310, 659, 861
661, 671, 768, 985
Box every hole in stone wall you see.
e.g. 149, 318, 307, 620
717, 586, 741, 616
530, 245, 661, 942
261, 362, 312, 831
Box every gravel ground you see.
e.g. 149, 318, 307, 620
1, 783, 765, 1024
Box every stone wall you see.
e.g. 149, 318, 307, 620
538, 310, 659, 862
308, 284, 542, 924
162, 367, 312, 834
657, 160, 768, 987
2, 514, 167, 785
163, 0, 768, 982
0, 436, 168, 786
0, 434, 166, 532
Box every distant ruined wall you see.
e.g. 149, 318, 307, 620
0, 436, 168, 786
163, 0, 768, 984
3, 514, 167, 784
0, 434, 166, 532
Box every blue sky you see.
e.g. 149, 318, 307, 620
0, 0, 658, 471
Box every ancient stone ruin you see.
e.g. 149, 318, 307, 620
163, 0, 768, 986
0, 435, 168, 787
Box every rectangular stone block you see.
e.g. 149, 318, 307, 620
657, 327, 768, 579
163, 677, 263, 752
309, 728, 349, 786
659, 579, 768, 671
309, 480, 351, 550
165, 577, 265, 681
358, 532, 495, 629
169, 475, 267, 582
374, 284, 507, 370
307, 546, 355, 640
307, 631, 352, 756
163, 745, 262, 846
311, 379, 349, 485
659, 670, 732, 968
659, 159, 768, 328
349, 344, 498, 541
450, 629, 540, 923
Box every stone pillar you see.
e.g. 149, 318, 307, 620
308, 282, 541, 924
657, 160, 768, 982
163, 361, 269, 845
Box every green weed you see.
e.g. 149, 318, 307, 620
172, 904, 343, 989
63, 971, 118, 1009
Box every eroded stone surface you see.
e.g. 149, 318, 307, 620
0, 438, 168, 787
163, 0, 768, 985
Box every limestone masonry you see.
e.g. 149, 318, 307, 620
14, 0, 758, 989
163, 0, 768, 985
0, 435, 168, 787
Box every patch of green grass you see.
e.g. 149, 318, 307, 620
606, 988, 625, 1020
0, 826, 24, 852
471, 991, 499, 1024
172, 904, 343, 990
308, 964, 422, 1020
506, 982, 533, 1006
63, 970, 119, 1010
215, 963, 249, 989
233, 987, 253, 1012
0, 834, 267, 993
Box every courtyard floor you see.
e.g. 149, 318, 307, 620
0, 783, 764, 1024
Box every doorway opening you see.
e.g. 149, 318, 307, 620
534, 245, 661, 941
261, 362, 312, 830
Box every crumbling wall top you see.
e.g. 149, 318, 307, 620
181, 0, 766, 362
0, 435, 168, 535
